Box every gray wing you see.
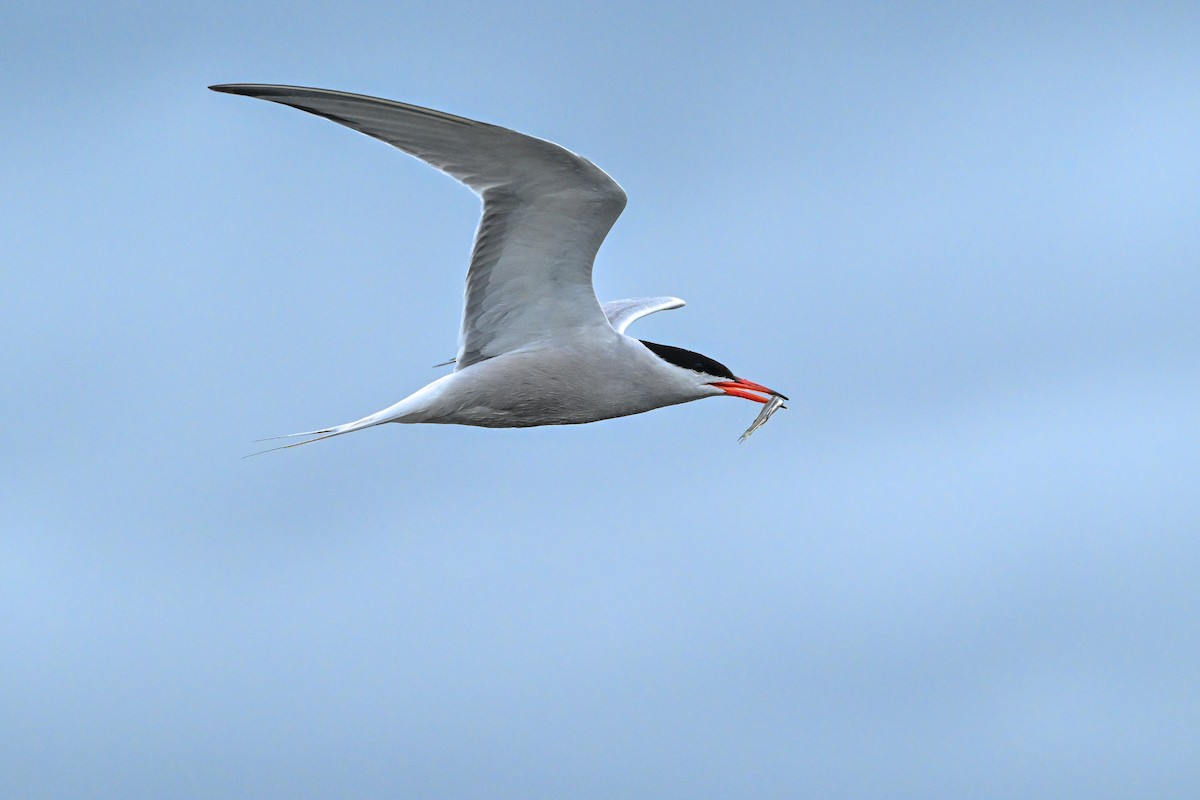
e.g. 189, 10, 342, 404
601, 297, 686, 333
211, 84, 627, 368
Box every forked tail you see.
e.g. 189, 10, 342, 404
244, 419, 384, 457
244, 403, 413, 457
245, 377, 444, 457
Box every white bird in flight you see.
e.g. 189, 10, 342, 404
211, 84, 786, 451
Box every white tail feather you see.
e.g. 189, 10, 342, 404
244, 376, 444, 457
244, 416, 391, 458
252, 430, 334, 443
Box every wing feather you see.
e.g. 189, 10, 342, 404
211, 84, 626, 367
601, 297, 686, 333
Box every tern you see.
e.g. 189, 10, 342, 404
211, 84, 786, 450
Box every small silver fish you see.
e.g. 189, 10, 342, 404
738, 394, 787, 443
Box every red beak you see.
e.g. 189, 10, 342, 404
711, 378, 788, 404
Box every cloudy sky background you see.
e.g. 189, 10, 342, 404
3, 2, 1198, 797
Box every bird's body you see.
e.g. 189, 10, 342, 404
211, 84, 785, 449
334, 334, 721, 431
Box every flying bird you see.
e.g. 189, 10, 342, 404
211, 84, 786, 450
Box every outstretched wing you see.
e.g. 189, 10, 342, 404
211, 84, 627, 368
601, 296, 686, 333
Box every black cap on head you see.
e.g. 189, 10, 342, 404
640, 340, 736, 380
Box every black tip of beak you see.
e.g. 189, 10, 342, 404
737, 378, 787, 401
711, 378, 788, 403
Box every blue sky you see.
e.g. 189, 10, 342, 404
2, 2, 1198, 797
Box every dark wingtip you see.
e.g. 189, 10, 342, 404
208, 84, 290, 97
